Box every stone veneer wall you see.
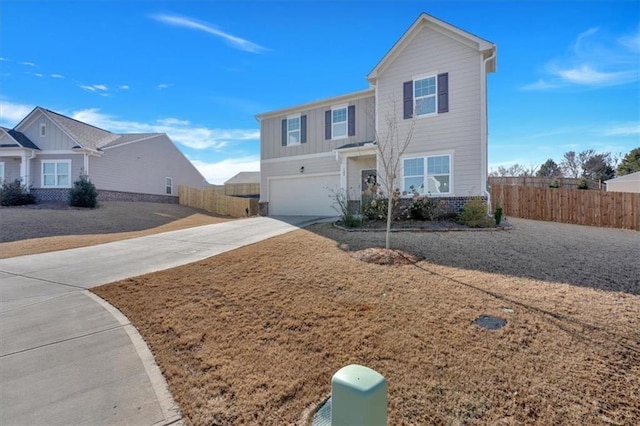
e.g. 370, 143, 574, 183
259, 202, 269, 216
30, 188, 178, 204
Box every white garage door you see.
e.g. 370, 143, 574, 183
269, 174, 340, 216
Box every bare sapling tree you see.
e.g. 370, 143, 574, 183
375, 99, 416, 249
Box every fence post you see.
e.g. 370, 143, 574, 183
331, 364, 387, 426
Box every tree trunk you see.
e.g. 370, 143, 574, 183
385, 188, 393, 249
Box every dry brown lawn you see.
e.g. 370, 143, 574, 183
94, 222, 640, 425
0, 202, 231, 258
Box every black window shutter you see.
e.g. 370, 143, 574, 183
325, 110, 331, 140
301, 115, 307, 143
347, 105, 356, 136
403, 81, 413, 119
437, 73, 449, 113
281, 119, 287, 146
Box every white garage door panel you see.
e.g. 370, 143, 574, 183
270, 175, 339, 216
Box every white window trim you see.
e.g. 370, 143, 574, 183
41, 159, 72, 188
40, 123, 46, 137
413, 73, 438, 118
165, 177, 173, 195
401, 152, 453, 196
0, 161, 5, 183
331, 104, 348, 140
286, 114, 301, 147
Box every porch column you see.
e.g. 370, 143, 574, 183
20, 154, 30, 190
340, 156, 347, 192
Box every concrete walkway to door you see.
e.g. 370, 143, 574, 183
0, 216, 325, 425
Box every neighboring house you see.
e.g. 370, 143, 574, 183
0, 107, 206, 202
223, 171, 260, 197
256, 13, 497, 216
605, 172, 640, 193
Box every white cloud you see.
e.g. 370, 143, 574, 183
523, 26, 640, 90
190, 156, 260, 185
118, 85, 129, 90
157, 83, 171, 89
70, 108, 259, 150
0, 57, 8, 61
79, 84, 109, 93
601, 122, 640, 136
552, 65, 637, 86
0, 100, 35, 127
32, 73, 43, 78
51, 74, 64, 79
20, 61, 36, 67
520, 79, 560, 91
152, 14, 267, 54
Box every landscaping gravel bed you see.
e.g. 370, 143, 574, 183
316, 217, 640, 295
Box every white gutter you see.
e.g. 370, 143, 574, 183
481, 46, 497, 214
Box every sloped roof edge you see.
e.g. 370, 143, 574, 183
367, 12, 496, 82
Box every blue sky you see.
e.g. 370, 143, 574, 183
1, 0, 638, 183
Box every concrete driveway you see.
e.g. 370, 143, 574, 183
0, 216, 322, 425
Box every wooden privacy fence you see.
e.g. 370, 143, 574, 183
179, 185, 259, 218
490, 184, 640, 231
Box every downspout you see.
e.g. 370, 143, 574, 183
481, 47, 497, 214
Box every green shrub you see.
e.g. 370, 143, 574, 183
0, 179, 36, 206
494, 205, 503, 226
409, 195, 438, 220
577, 177, 589, 190
549, 179, 560, 188
69, 175, 98, 208
458, 197, 493, 228
342, 214, 363, 228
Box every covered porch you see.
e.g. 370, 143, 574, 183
334, 141, 378, 213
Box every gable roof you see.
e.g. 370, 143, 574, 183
0, 126, 40, 150
605, 171, 640, 184
14, 107, 164, 151
224, 171, 260, 185
367, 12, 496, 82
39, 108, 121, 150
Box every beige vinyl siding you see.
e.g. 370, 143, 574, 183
30, 154, 84, 188
261, 96, 375, 160
260, 154, 339, 202
2, 159, 22, 182
376, 25, 483, 196
89, 135, 205, 196
18, 111, 76, 151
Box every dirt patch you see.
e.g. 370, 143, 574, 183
352, 247, 421, 265
94, 223, 640, 425
0, 202, 233, 258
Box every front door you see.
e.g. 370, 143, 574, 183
361, 169, 377, 206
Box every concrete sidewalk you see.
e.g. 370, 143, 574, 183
0, 216, 321, 425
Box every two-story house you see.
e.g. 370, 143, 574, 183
256, 13, 496, 216
0, 107, 206, 202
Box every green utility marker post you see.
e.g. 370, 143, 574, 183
331, 364, 387, 426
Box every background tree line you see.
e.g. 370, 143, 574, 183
490, 147, 640, 181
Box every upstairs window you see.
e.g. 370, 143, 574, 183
331, 106, 347, 139
403, 73, 449, 119
281, 115, 307, 146
42, 160, 71, 188
288, 116, 300, 145
325, 105, 356, 140
414, 76, 437, 116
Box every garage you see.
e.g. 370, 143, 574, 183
269, 174, 340, 216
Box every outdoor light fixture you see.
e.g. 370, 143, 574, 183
300, 166, 305, 173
